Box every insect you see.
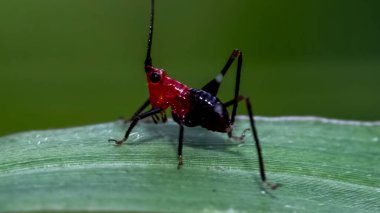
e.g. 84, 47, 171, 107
109, 0, 278, 189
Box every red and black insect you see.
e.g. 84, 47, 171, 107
109, 0, 278, 189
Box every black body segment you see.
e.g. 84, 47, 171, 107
183, 88, 230, 132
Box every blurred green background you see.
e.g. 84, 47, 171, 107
0, 0, 379, 136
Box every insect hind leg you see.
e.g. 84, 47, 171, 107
201, 49, 242, 97
224, 95, 279, 190
229, 127, 250, 143
224, 96, 251, 142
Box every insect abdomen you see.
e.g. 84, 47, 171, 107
181, 88, 231, 132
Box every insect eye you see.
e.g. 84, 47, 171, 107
150, 72, 161, 83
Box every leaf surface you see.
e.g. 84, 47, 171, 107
0, 117, 379, 212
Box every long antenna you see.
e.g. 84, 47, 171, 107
145, 0, 154, 68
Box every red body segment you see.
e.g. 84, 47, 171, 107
145, 66, 191, 122
145, 66, 232, 132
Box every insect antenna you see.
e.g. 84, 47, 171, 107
145, 0, 155, 68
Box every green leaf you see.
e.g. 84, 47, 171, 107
0, 117, 379, 212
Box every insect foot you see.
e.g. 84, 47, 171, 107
230, 128, 251, 143
177, 155, 183, 169
108, 139, 124, 145
263, 181, 281, 190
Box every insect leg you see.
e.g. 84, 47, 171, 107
202, 48, 243, 136
228, 51, 242, 135
109, 107, 162, 145
125, 99, 165, 124
160, 111, 168, 123
202, 49, 242, 96
125, 98, 150, 123
224, 96, 278, 189
152, 114, 160, 124
177, 125, 184, 169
